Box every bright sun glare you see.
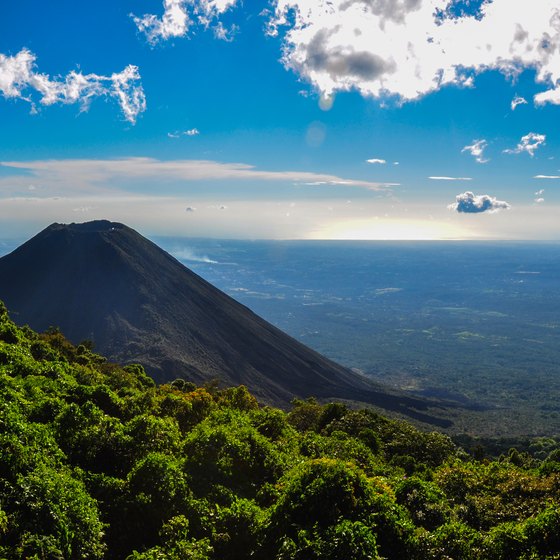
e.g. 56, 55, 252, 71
310, 218, 470, 241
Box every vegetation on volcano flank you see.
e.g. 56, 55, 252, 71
1, 301, 560, 559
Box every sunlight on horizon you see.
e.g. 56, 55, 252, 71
309, 218, 473, 241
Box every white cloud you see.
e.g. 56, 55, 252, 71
535, 85, 560, 106
168, 128, 200, 138
534, 174, 560, 179
213, 21, 239, 41
133, 0, 239, 44
511, 95, 528, 111
0, 157, 393, 196
429, 176, 472, 181
366, 158, 386, 164
504, 133, 546, 157
109, 66, 147, 124
449, 191, 510, 214
0, 49, 146, 124
462, 139, 489, 163
268, 1, 560, 106
535, 189, 545, 203
133, 0, 189, 44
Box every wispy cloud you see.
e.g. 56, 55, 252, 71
213, 21, 239, 41
511, 95, 528, 111
0, 157, 394, 196
429, 176, 472, 181
168, 128, 200, 138
462, 140, 489, 164
366, 158, 386, 164
504, 133, 546, 157
170, 247, 218, 263
534, 189, 545, 203
534, 175, 560, 179
0, 49, 145, 124
449, 191, 510, 214
132, 0, 239, 45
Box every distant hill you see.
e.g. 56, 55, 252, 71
0, 220, 452, 425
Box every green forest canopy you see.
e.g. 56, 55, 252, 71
1, 301, 560, 559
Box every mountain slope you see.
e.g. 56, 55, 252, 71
0, 220, 451, 423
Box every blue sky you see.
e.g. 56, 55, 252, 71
1, 0, 560, 239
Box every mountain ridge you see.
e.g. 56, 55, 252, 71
0, 220, 453, 425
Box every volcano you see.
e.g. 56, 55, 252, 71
0, 220, 452, 424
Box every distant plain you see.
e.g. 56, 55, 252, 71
156, 239, 560, 437
2, 237, 559, 437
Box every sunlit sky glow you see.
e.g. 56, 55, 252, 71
2, 0, 560, 240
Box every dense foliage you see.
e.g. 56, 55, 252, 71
1, 302, 560, 559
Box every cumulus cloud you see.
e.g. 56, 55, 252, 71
462, 139, 489, 163
133, 0, 239, 44
366, 158, 386, 164
133, 0, 189, 43
535, 188, 545, 203
511, 95, 528, 111
449, 191, 510, 214
268, 1, 560, 106
429, 176, 472, 181
0, 49, 146, 124
504, 133, 546, 157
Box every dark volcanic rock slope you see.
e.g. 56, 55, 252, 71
0, 220, 451, 422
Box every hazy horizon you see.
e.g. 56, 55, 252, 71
3, 226, 560, 250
